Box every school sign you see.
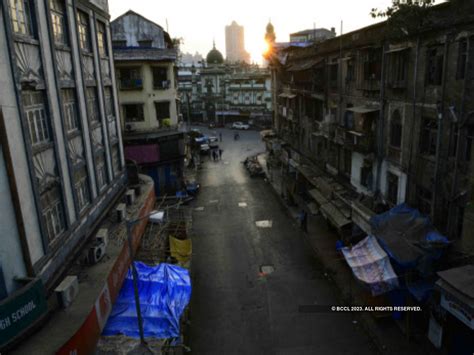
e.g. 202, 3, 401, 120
0, 279, 47, 348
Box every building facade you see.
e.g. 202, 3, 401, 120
266, 4, 474, 251
0, 0, 126, 345
111, 11, 185, 196
178, 45, 272, 126
225, 20, 250, 63
289, 28, 336, 43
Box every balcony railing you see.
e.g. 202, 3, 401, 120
120, 78, 143, 90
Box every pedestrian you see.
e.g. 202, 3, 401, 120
299, 209, 308, 232
219, 132, 222, 142
213, 150, 218, 161
218, 148, 223, 160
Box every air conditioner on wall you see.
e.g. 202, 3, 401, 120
55, 275, 79, 309
88, 242, 107, 265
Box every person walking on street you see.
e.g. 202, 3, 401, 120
219, 132, 222, 142
299, 209, 308, 233
218, 148, 223, 160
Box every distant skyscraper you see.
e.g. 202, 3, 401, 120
225, 21, 250, 63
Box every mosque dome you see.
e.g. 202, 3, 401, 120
206, 42, 224, 65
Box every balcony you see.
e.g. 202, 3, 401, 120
346, 130, 374, 153
120, 78, 143, 90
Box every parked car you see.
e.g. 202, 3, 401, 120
232, 122, 250, 130
209, 136, 219, 148
200, 143, 210, 154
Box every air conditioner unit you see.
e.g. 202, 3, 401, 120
89, 242, 106, 265
95, 228, 108, 247
55, 275, 79, 309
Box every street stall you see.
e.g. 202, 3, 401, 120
432, 265, 474, 354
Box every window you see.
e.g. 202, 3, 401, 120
119, 67, 142, 90
390, 110, 402, 148
344, 148, 352, 176
96, 154, 107, 190
363, 49, 382, 81
344, 109, 354, 130
41, 187, 65, 242
416, 186, 432, 215
420, 117, 438, 156
123, 104, 144, 122
329, 63, 338, 82
153, 67, 168, 89
86, 87, 99, 123
388, 50, 408, 86
22, 91, 50, 146
50, 0, 67, 45
155, 101, 170, 120
387, 172, 399, 205
360, 163, 373, 190
104, 86, 114, 118
456, 39, 468, 80
138, 39, 152, 48
426, 48, 443, 85
346, 60, 355, 82
62, 89, 78, 132
97, 21, 107, 57
76, 11, 90, 52
8, 0, 34, 37
73, 167, 90, 211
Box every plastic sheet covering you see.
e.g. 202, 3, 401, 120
169, 236, 192, 266
102, 262, 191, 339
341, 236, 399, 296
370, 204, 449, 269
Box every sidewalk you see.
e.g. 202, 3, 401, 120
258, 153, 436, 355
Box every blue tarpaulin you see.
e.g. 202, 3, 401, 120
370, 204, 449, 270
102, 262, 191, 339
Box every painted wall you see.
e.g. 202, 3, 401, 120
380, 160, 408, 205
110, 12, 166, 48
350, 151, 377, 195
117, 62, 178, 131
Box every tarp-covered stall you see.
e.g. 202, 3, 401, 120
341, 235, 399, 296
370, 204, 449, 271
102, 262, 191, 339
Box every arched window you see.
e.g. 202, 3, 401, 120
390, 110, 402, 148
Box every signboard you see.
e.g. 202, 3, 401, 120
440, 293, 474, 330
0, 278, 47, 347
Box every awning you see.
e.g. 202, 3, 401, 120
341, 235, 399, 296
311, 93, 325, 101
346, 106, 380, 114
385, 46, 410, 54
309, 188, 328, 206
287, 58, 323, 72
320, 202, 351, 229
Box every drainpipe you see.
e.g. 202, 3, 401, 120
375, 43, 387, 195
448, 36, 471, 237
431, 36, 451, 221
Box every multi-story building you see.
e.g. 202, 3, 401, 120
111, 11, 185, 196
225, 21, 250, 63
0, 0, 133, 348
266, 3, 474, 251
178, 44, 272, 126
289, 28, 336, 43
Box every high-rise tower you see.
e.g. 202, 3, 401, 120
225, 21, 250, 63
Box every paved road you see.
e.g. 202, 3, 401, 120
189, 127, 376, 355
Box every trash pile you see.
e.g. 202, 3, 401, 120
243, 155, 265, 177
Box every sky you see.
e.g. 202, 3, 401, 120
109, 0, 443, 64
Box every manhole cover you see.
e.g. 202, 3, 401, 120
256, 220, 272, 228
260, 265, 275, 274
238, 202, 247, 207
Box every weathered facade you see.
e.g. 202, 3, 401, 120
0, 0, 126, 346
267, 3, 474, 252
111, 11, 185, 196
